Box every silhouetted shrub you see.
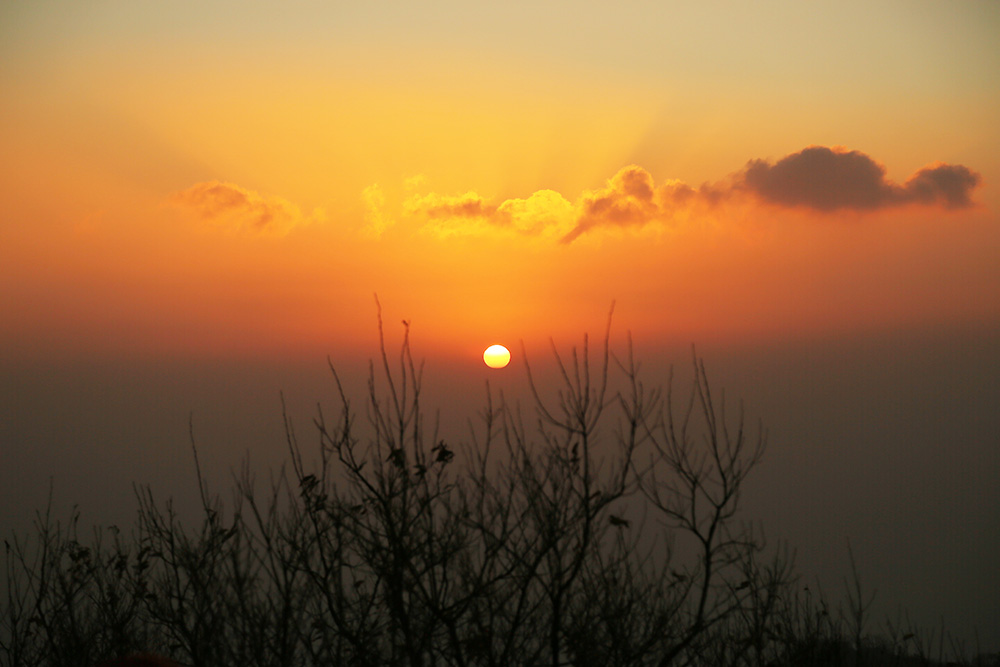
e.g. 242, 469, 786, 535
0, 311, 984, 666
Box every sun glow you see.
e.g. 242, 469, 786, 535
483, 344, 511, 369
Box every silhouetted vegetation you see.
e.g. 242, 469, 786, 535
2, 311, 995, 666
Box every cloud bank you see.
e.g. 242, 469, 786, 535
742, 146, 980, 211
401, 146, 980, 243
170, 181, 318, 235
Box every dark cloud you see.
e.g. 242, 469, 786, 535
743, 147, 893, 210
740, 146, 981, 212
902, 163, 981, 209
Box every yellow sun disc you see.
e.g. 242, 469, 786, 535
483, 344, 511, 369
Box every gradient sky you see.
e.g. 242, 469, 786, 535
2, 0, 999, 652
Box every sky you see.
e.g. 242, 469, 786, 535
2, 0, 999, 653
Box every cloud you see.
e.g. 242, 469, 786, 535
497, 190, 575, 237
170, 181, 318, 235
407, 191, 499, 221
742, 147, 892, 210
740, 146, 981, 211
404, 191, 501, 238
562, 166, 709, 243
405, 189, 576, 240
397, 146, 980, 243
902, 163, 981, 209
403, 169, 688, 243
360, 184, 393, 239
568, 166, 658, 241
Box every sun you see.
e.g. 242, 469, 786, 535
483, 344, 511, 369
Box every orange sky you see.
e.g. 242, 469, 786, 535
2, 1, 998, 362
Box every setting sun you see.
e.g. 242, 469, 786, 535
483, 344, 511, 369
